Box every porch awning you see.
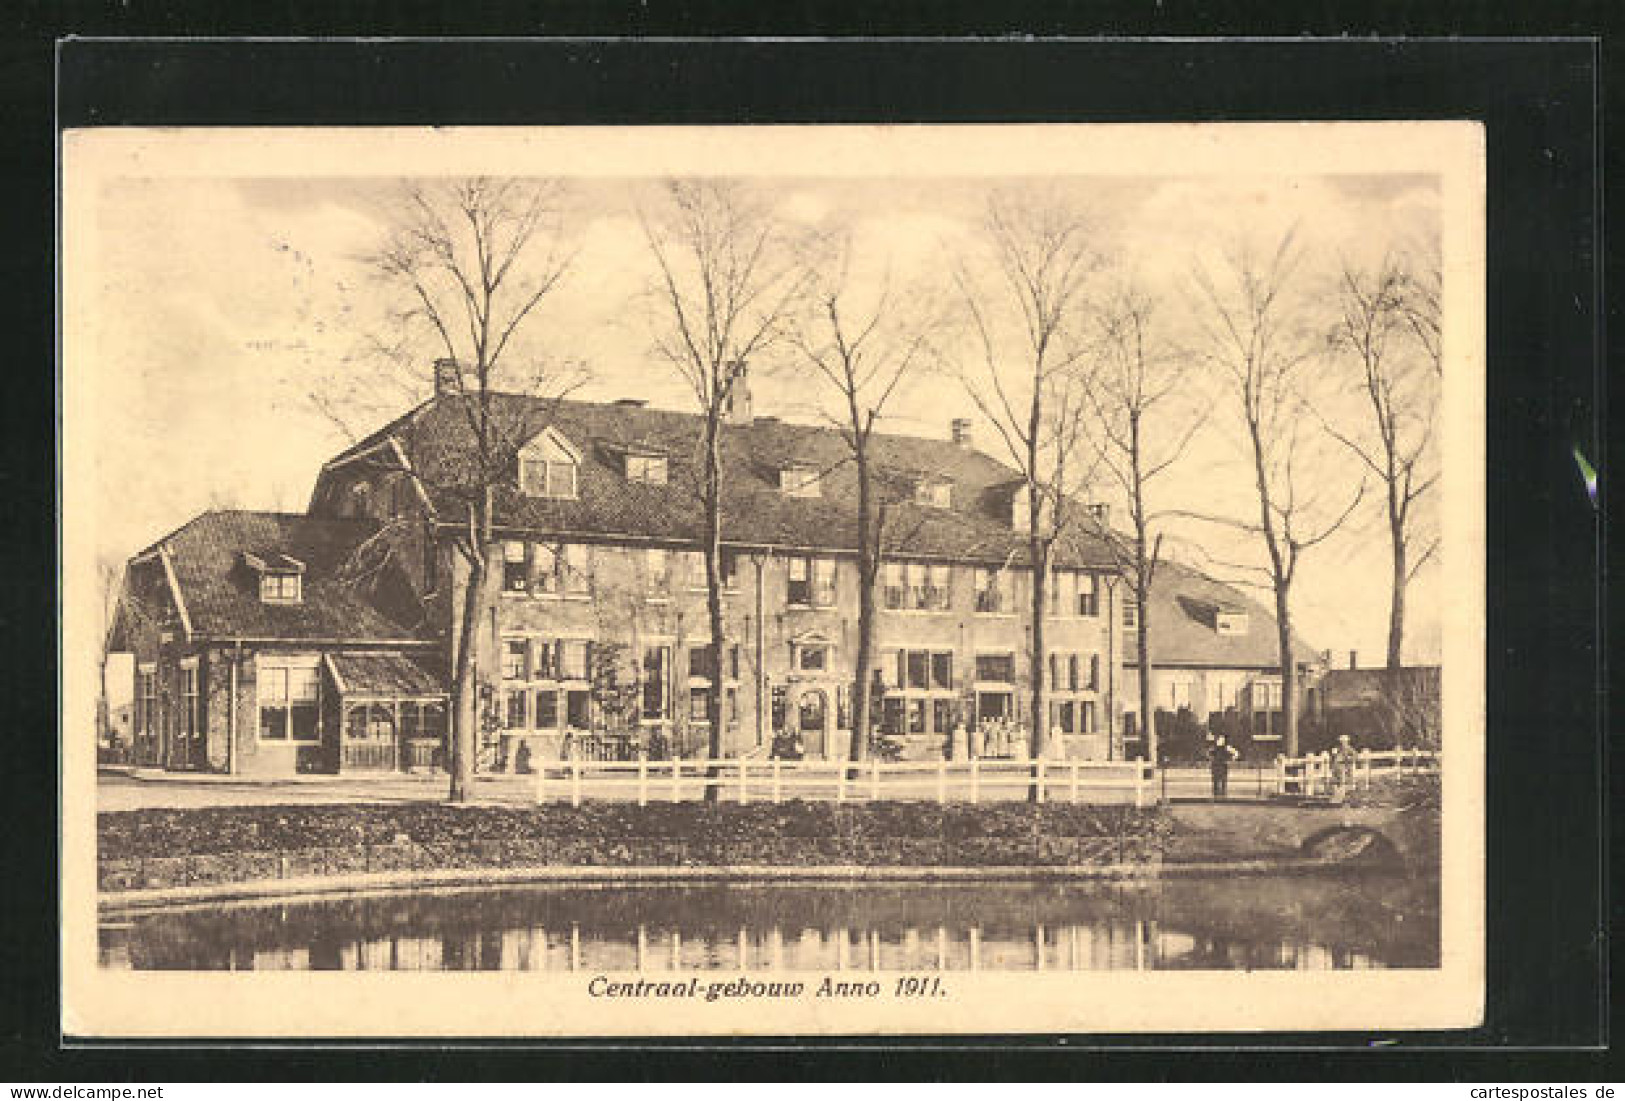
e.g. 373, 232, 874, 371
326, 652, 446, 699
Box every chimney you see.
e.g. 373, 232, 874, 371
1349, 650, 1358, 670
950, 417, 974, 447
433, 357, 462, 397
723, 360, 753, 426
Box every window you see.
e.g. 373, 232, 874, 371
258, 663, 320, 742
797, 644, 828, 673
559, 640, 589, 681
1123, 597, 1139, 629
1047, 699, 1098, 736
886, 562, 951, 611
529, 543, 558, 594
641, 645, 671, 722
1168, 678, 1194, 711
136, 669, 157, 736
880, 649, 957, 736
684, 549, 739, 590
1077, 572, 1099, 616
975, 653, 1015, 683
502, 639, 527, 680
688, 646, 713, 681
534, 689, 559, 729
521, 458, 577, 499
501, 636, 588, 731
505, 688, 528, 729
560, 543, 591, 594
646, 549, 669, 595
566, 690, 590, 729
503, 541, 528, 592
1252, 680, 1283, 710
626, 454, 668, 485
904, 650, 930, 690
787, 556, 835, 607
260, 572, 301, 604
914, 479, 952, 508
974, 567, 1007, 614
688, 687, 710, 723
883, 562, 906, 610
780, 465, 821, 498
813, 558, 836, 606
1049, 569, 1098, 616
180, 664, 200, 742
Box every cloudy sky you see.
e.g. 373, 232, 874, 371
78, 163, 1443, 671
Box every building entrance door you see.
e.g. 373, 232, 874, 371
798, 689, 828, 759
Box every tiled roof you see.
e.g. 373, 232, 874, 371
148, 510, 430, 642
1319, 665, 1440, 707
347, 392, 1118, 568
328, 652, 446, 698
1127, 558, 1321, 670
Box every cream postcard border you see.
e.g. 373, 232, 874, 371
60, 122, 1486, 1037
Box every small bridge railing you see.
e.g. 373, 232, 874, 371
537, 756, 1159, 808
1275, 748, 1440, 799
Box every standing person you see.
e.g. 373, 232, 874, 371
1330, 734, 1358, 801
1209, 734, 1239, 801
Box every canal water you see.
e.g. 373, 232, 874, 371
99, 873, 1438, 972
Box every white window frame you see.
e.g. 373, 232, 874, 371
260, 571, 302, 604
256, 657, 323, 744
779, 465, 822, 498
626, 453, 668, 485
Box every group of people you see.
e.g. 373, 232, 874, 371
1205, 731, 1360, 801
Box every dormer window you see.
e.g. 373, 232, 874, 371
779, 464, 822, 498
1009, 484, 1052, 531
244, 551, 304, 605
518, 426, 582, 499
261, 572, 302, 603
626, 453, 668, 486
1216, 610, 1249, 635
914, 478, 952, 508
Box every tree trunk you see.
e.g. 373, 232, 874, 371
1387, 513, 1408, 674
1276, 588, 1298, 758
1029, 536, 1048, 801
849, 450, 875, 765
702, 417, 725, 802
1137, 603, 1155, 763
449, 547, 488, 803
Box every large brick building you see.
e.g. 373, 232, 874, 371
112, 365, 1320, 776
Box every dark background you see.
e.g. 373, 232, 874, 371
2, 15, 1611, 1081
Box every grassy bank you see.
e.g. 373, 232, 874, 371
99, 802, 1174, 891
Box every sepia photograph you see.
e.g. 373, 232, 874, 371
60, 122, 1484, 1036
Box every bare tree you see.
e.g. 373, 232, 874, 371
789, 231, 938, 763
640, 179, 807, 789
952, 190, 1104, 765
1086, 280, 1207, 763
1324, 252, 1440, 674
1186, 229, 1365, 757
356, 177, 577, 802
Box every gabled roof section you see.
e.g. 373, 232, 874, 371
346, 391, 1118, 568
140, 510, 431, 643
1128, 558, 1320, 670
519, 424, 582, 464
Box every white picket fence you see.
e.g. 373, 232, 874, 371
536, 755, 1160, 808
1275, 747, 1440, 799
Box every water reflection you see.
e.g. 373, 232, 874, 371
99, 874, 1437, 972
